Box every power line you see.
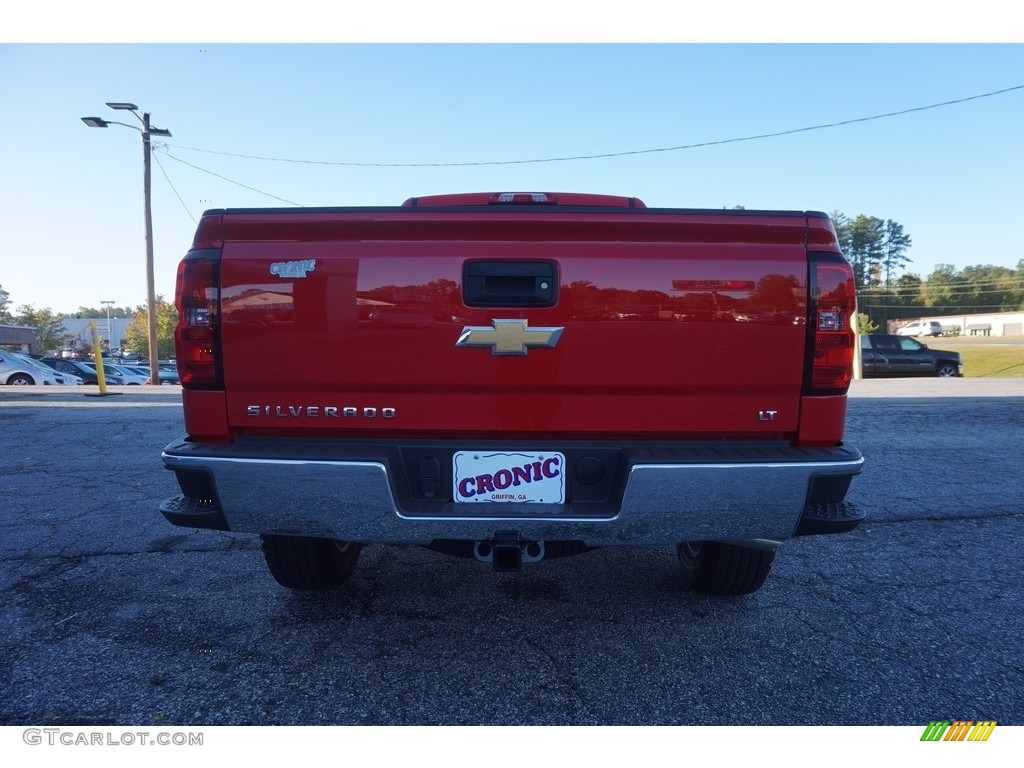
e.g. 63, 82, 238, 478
857, 279, 1024, 293
858, 304, 1021, 310
157, 147, 302, 206
859, 287, 1024, 297
152, 151, 198, 225
157, 84, 1024, 168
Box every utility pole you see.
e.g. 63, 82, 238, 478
82, 103, 172, 384
142, 112, 160, 380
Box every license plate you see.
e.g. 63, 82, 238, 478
453, 451, 565, 504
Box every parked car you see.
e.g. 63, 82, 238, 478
0, 351, 59, 385
153, 369, 181, 385
130, 364, 181, 385
860, 335, 962, 377
56, 371, 84, 385
38, 358, 124, 385
97, 363, 148, 385
895, 320, 943, 337
15, 353, 83, 385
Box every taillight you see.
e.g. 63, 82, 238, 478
175, 251, 222, 389
191, 214, 223, 249
805, 253, 856, 395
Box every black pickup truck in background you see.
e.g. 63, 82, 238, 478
860, 335, 963, 377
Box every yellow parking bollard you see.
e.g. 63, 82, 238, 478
85, 320, 122, 398
90, 321, 108, 393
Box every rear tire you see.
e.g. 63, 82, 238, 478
677, 541, 775, 596
260, 535, 361, 590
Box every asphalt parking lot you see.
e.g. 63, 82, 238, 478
1, 380, 1022, 726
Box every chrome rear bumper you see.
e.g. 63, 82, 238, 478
161, 439, 863, 546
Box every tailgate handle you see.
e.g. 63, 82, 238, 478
463, 261, 558, 307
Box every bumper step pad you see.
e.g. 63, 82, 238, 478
794, 501, 864, 536
159, 494, 230, 531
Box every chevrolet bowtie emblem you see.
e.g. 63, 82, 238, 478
456, 319, 564, 356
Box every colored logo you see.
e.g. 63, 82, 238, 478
269, 259, 316, 279
920, 721, 997, 742
455, 319, 564, 356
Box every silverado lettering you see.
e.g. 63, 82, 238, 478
161, 191, 864, 597
246, 405, 397, 418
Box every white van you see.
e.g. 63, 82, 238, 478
896, 320, 943, 337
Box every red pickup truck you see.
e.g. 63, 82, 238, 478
160, 192, 863, 596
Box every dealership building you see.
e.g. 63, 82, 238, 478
0, 324, 37, 352
889, 310, 1024, 337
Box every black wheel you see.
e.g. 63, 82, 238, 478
936, 363, 958, 377
260, 534, 361, 590
7, 373, 34, 385
677, 541, 775, 596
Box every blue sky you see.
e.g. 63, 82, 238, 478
2, 39, 1023, 314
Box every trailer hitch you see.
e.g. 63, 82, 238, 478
473, 531, 545, 572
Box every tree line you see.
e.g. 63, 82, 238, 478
857, 262, 1024, 330
828, 210, 1023, 327
831, 212, 912, 288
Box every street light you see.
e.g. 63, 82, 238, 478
101, 300, 115, 357
81, 102, 172, 383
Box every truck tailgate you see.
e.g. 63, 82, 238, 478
217, 211, 810, 438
